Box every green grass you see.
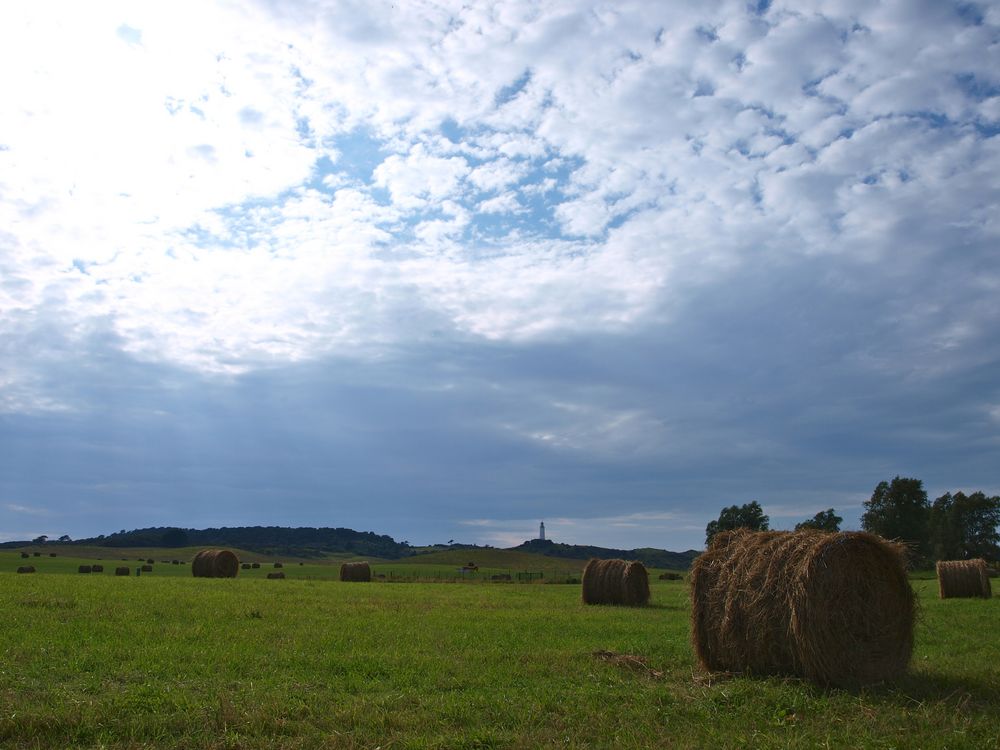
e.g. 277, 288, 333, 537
1, 563, 997, 749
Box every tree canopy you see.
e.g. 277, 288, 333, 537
705, 501, 769, 545
929, 491, 1000, 561
861, 476, 930, 558
795, 508, 842, 533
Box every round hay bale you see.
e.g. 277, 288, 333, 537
78, 565, 93, 574
582, 558, 650, 606
241, 563, 251, 570
936, 559, 992, 599
191, 549, 240, 578
251, 562, 261, 569
146, 558, 154, 565
49, 552, 57, 557
273, 562, 283, 568
172, 560, 180, 565
20, 552, 29, 559
17, 566, 36, 574
33, 552, 41, 557
266, 571, 286, 579
690, 529, 915, 687
340, 561, 372, 582
91, 564, 104, 573
141, 564, 153, 572
659, 572, 683, 581
115, 567, 130, 576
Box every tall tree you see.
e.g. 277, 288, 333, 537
795, 508, 842, 533
706, 501, 769, 545
929, 491, 1000, 561
861, 476, 929, 558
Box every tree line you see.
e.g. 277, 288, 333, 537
705, 476, 1000, 564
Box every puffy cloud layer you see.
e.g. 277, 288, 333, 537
1, 0, 998, 546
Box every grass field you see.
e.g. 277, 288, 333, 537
1, 552, 998, 749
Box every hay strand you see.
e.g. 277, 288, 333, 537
936, 559, 992, 599
582, 558, 650, 606
340, 561, 372, 582
690, 529, 915, 687
191, 549, 240, 578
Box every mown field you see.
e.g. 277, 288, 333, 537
1, 551, 998, 749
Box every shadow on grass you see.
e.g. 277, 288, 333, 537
863, 670, 1000, 711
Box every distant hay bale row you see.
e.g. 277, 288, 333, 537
251, 563, 261, 569
115, 567, 130, 576
92, 564, 104, 573
78, 565, 92, 574
659, 572, 683, 581
192, 549, 240, 578
340, 562, 371, 582
582, 559, 650, 606
17, 566, 35, 574
241, 563, 251, 570
690, 529, 915, 687
937, 559, 992, 599
267, 571, 285, 579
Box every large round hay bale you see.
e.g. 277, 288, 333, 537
78, 565, 92, 574
17, 566, 36, 574
91, 564, 104, 573
191, 549, 240, 578
937, 559, 992, 599
340, 561, 372, 582
582, 558, 650, 606
267, 571, 286, 580
690, 529, 914, 687
115, 567, 130, 576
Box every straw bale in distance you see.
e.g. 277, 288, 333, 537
251, 562, 260, 569
267, 571, 285, 579
49, 553, 57, 557
690, 529, 915, 687
20, 552, 29, 559
191, 549, 240, 578
582, 558, 650, 606
273, 562, 283, 568
115, 567, 130, 576
936, 559, 992, 599
141, 564, 153, 572
91, 564, 104, 573
33, 552, 40, 557
78, 565, 92, 574
17, 566, 35, 573
340, 561, 371, 582
241, 563, 251, 570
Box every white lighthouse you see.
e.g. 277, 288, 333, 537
539, 521, 546, 541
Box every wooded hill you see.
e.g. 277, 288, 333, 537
3, 525, 701, 568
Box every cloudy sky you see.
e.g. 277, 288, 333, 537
1, 0, 998, 551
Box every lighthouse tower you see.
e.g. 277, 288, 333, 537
539, 521, 546, 541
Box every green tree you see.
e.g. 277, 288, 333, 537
795, 508, 842, 532
861, 476, 929, 558
160, 528, 189, 548
929, 491, 1000, 561
706, 501, 769, 545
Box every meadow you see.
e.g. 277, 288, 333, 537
1, 550, 998, 749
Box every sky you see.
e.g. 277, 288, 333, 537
1, 0, 998, 552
